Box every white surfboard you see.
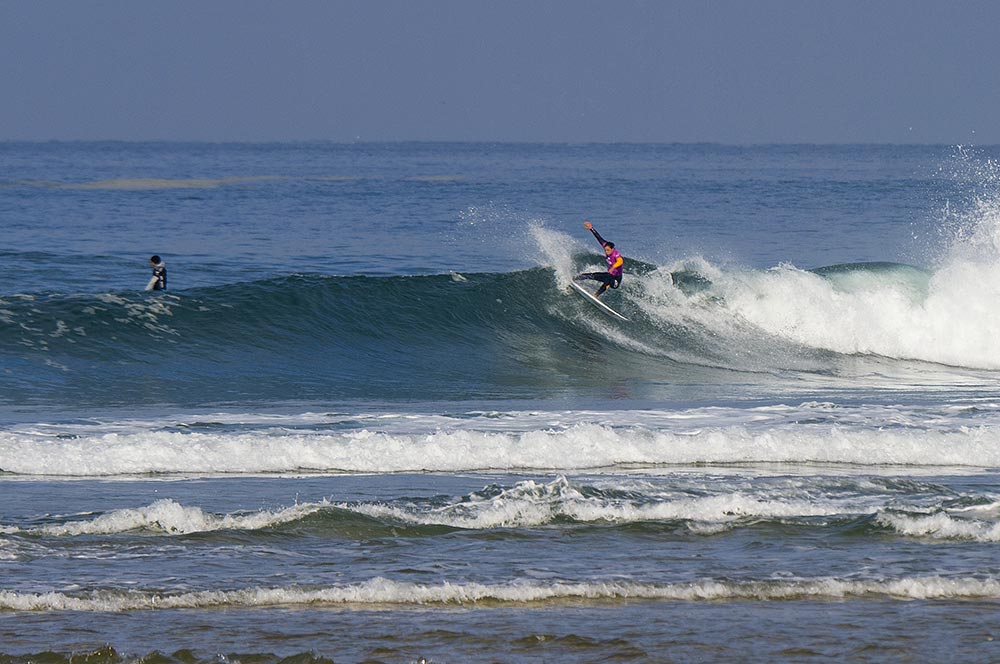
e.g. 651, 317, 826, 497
569, 281, 629, 321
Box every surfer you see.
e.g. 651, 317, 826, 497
145, 255, 167, 291
574, 221, 623, 297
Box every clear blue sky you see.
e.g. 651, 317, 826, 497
2, 0, 998, 143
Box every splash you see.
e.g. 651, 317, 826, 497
526, 168, 1000, 370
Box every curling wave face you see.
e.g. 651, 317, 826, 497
0, 264, 994, 410
6, 204, 1000, 409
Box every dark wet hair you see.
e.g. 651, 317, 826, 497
605, 242, 615, 249
150, 255, 161, 263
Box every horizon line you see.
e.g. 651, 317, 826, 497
0, 138, 992, 149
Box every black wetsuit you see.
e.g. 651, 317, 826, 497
150, 263, 167, 291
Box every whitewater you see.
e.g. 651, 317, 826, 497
3, 142, 1000, 663
4, 403, 1000, 475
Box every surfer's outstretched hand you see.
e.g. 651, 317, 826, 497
584, 221, 593, 230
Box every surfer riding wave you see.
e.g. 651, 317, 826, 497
574, 221, 623, 298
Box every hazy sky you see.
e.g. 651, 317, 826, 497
2, 0, 999, 143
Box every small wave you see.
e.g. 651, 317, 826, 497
0, 478, 858, 536
348, 477, 854, 531
2, 575, 998, 612
10, 499, 328, 536
876, 509, 1000, 542
0, 476, 969, 542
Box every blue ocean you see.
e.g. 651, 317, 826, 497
2, 142, 1000, 662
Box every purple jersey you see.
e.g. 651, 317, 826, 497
605, 247, 623, 277
587, 224, 624, 279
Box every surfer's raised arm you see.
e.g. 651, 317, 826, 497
584, 220, 610, 248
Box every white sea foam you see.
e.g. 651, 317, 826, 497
5, 403, 1000, 477
2, 575, 998, 612
2, 419, 999, 477
348, 476, 858, 531
877, 510, 1000, 542
689, 260, 1000, 370
693, 181, 1000, 370
533, 187, 1000, 372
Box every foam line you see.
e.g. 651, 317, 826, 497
3, 422, 999, 476
2, 576, 998, 612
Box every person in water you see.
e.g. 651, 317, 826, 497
574, 221, 623, 297
146, 255, 167, 291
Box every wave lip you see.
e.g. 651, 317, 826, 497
2, 576, 998, 613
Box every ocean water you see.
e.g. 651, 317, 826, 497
2, 142, 1000, 662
